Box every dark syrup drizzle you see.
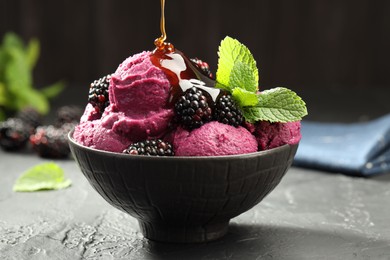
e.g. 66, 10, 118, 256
151, 0, 223, 107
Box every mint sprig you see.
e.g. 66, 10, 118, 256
215, 36, 307, 123
13, 162, 71, 192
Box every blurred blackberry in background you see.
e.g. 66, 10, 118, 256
0, 118, 33, 151
16, 107, 43, 129
123, 139, 174, 156
174, 87, 213, 130
88, 75, 111, 114
56, 105, 83, 126
30, 123, 74, 158
213, 94, 243, 127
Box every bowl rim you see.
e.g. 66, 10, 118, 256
68, 129, 297, 161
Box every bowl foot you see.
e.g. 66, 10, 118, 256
138, 220, 230, 243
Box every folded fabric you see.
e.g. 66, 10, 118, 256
293, 114, 390, 176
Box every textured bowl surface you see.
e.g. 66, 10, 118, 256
68, 131, 298, 243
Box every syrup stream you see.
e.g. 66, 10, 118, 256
154, 0, 174, 52
159, 0, 166, 43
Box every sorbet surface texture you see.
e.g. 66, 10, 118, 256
173, 121, 258, 156
255, 121, 301, 150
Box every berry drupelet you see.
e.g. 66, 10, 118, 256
213, 94, 244, 127
123, 139, 174, 156
88, 75, 111, 114
175, 87, 213, 130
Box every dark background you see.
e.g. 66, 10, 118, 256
1, 0, 390, 120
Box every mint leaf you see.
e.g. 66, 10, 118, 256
3, 32, 24, 51
20, 88, 50, 114
26, 38, 40, 69
13, 162, 71, 192
232, 87, 258, 107
0, 82, 7, 106
216, 36, 258, 90
40, 81, 65, 99
229, 61, 257, 92
6, 47, 32, 95
0, 109, 5, 121
243, 87, 308, 123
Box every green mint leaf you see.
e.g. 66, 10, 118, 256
3, 32, 24, 51
0, 108, 5, 121
229, 61, 257, 92
232, 87, 258, 107
216, 36, 258, 90
6, 47, 32, 95
215, 81, 232, 92
21, 89, 50, 114
40, 81, 65, 99
243, 87, 308, 123
0, 82, 7, 106
13, 162, 71, 192
26, 38, 40, 69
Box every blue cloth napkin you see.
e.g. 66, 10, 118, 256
293, 114, 390, 176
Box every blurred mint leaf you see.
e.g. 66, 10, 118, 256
40, 81, 65, 99
232, 87, 258, 107
3, 32, 24, 51
0, 109, 5, 121
0, 82, 7, 105
26, 38, 40, 69
6, 47, 32, 93
20, 89, 49, 114
13, 162, 72, 192
216, 36, 258, 89
242, 87, 308, 123
0, 32, 65, 117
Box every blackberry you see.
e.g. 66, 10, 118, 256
123, 139, 174, 156
16, 107, 43, 129
30, 124, 72, 158
56, 105, 83, 126
213, 94, 244, 127
0, 118, 33, 151
88, 75, 111, 114
175, 87, 213, 130
191, 58, 213, 78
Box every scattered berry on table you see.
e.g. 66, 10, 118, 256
174, 87, 213, 130
213, 94, 243, 127
56, 105, 83, 126
123, 139, 174, 156
88, 75, 111, 114
30, 124, 73, 158
0, 118, 33, 151
190, 58, 213, 78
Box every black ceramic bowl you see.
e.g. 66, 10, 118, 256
68, 131, 298, 243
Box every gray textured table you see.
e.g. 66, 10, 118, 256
1, 149, 390, 259
1, 86, 390, 259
